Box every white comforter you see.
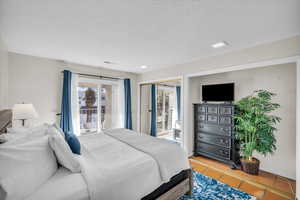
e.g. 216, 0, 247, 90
25, 129, 190, 200
78, 132, 161, 200
104, 128, 190, 182
26, 168, 89, 200
78, 129, 190, 200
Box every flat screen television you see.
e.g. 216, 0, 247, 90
202, 83, 234, 102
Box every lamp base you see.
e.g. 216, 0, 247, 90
20, 119, 26, 127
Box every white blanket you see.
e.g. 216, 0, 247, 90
77, 133, 162, 200
103, 128, 190, 182
78, 130, 190, 200
26, 167, 89, 200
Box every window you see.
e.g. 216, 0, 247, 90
77, 79, 121, 134
156, 86, 176, 136
78, 84, 99, 133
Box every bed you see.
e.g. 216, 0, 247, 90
0, 109, 192, 200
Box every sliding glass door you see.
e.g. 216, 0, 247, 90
156, 86, 176, 136
99, 84, 112, 129
139, 79, 182, 143
78, 83, 99, 133
78, 80, 119, 134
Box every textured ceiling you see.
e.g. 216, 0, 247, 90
1, 0, 299, 73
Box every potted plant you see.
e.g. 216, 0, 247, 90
234, 90, 281, 175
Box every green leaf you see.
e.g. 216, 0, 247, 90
234, 89, 280, 158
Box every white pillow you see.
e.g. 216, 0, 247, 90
0, 135, 58, 200
47, 125, 81, 173
0, 132, 28, 144
6, 127, 28, 134
53, 123, 65, 139
7, 124, 50, 136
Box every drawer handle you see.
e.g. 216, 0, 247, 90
199, 125, 204, 128
220, 127, 229, 131
219, 139, 228, 144
218, 149, 228, 155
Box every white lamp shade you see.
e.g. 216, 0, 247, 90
13, 104, 39, 120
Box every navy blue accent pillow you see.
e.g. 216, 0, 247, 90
65, 132, 81, 155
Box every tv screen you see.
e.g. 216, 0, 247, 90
202, 83, 234, 102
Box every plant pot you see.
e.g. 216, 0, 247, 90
240, 157, 260, 175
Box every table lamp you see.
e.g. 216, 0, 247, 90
13, 103, 38, 127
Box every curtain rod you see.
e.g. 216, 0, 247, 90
61, 71, 126, 81
158, 84, 175, 88
140, 78, 182, 86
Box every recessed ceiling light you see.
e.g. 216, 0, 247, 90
211, 41, 228, 48
140, 65, 148, 69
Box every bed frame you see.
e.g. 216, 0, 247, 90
143, 169, 193, 200
0, 109, 193, 200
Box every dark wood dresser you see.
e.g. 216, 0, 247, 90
194, 103, 239, 168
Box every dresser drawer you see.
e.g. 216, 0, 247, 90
198, 105, 206, 113
219, 116, 233, 125
197, 123, 232, 136
197, 114, 206, 121
196, 142, 230, 160
207, 114, 218, 123
197, 133, 231, 148
207, 105, 218, 114
219, 106, 233, 115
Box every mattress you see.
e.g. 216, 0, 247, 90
25, 167, 89, 200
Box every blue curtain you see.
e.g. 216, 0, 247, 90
60, 70, 73, 134
150, 84, 157, 137
176, 86, 181, 120
124, 79, 132, 129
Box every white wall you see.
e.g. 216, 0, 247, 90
0, 38, 8, 109
139, 35, 300, 82
189, 63, 296, 179
296, 60, 300, 199
7, 53, 139, 130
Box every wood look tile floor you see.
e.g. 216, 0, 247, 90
190, 156, 296, 200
